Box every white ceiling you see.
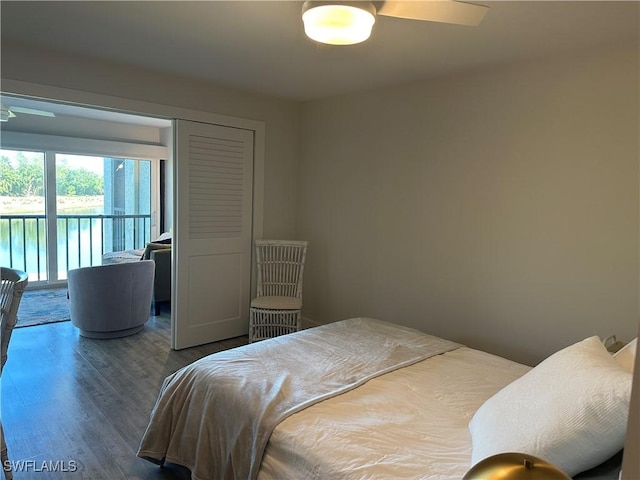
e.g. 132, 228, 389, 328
1, 1, 638, 102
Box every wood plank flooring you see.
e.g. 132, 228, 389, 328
2, 313, 248, 479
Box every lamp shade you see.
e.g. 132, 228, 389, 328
463, 453, 571, 480
302, 1, 376, 45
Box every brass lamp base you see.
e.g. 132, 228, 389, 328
463, 452, 571, 480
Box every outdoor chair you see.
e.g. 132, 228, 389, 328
1, 267, 29, 480
249, 240, 308, 343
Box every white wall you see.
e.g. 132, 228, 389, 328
297, 45, 639, 365
4, 40, 638, 365
1, 40, 300, 240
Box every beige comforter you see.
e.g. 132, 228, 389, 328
137, 317, 460, 480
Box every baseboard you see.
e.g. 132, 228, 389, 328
301, 316, 322, 329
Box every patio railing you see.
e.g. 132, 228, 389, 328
0, 213, 151, 281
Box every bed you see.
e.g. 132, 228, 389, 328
137, 317, 633, 480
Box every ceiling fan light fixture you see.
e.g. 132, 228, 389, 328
302, 1, 376, 45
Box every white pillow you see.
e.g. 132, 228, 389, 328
153, 231, 172, 243
613, 337, 637, 373
469, 336, 632, 477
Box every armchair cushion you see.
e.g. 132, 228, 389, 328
250, 296, 303, 310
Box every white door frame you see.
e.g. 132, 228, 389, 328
1, 79, 265, 345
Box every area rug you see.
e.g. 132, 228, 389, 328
16, 288, 70, 328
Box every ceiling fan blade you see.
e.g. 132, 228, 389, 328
377, 1, 488, 26
8, 106, 56, 118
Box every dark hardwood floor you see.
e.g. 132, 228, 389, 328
2, 311, 248, 479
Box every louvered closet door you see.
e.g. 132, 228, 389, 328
173, 120, 254, 349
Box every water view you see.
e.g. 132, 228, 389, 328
1, 196, 108, 280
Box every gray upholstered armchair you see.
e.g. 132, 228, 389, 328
150, 248, 171, 315
140, 243, 171, 315
68, 260, 155, 339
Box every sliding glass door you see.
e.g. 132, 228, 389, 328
0, 148, 154, 284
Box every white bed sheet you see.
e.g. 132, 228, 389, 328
258, 346, 530, 480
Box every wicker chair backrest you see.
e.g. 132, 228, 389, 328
255, 240, 308, 299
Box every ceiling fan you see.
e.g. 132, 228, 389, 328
0, 103, 55, 122
301, 0, 489, 45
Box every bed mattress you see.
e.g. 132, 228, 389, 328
258, 346, 530, 480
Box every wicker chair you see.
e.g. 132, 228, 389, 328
249, 240, 308, 343
1, 267, 29, 480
